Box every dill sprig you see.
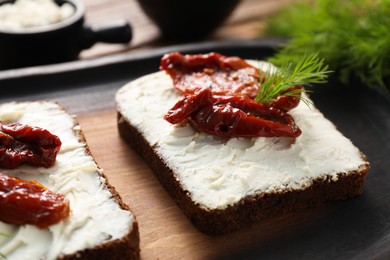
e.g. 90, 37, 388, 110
264, 0, 390, 91
255, 53, 331, 105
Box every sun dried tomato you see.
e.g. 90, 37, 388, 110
161, 52, 260, 97
161, 52, 302, 138
0, 173, 70, 228
161, 52, 301, 112
165, 88, 301, 138
0, 122, 62, 168
164, 85, 214, 124
268, 85, 302, 111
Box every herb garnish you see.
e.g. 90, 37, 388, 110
264, 0, 390, 91
255, 53, 331, 105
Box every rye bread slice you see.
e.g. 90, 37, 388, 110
0, 101, 140, 259
116, 67, 369, 235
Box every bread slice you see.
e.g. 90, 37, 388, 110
116, 61, 369, 235
0, 101, 139, 259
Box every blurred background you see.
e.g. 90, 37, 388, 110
79, 0, 292, 59
0, 0, 388, 91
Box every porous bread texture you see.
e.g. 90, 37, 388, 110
0, 101, 140, 259
116, 64, 369, 235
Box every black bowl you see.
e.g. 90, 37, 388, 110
136, 0, 241, 40
0, 0, 132, 70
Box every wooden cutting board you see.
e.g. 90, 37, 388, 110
76, 109, 331, 260
1, 39, 384, 259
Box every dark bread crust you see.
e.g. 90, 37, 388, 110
118, 111, 369, 236
57, 103, 140, 260
59, 228, 140, 260
0, 101, 140, 259
59, 164, 140, 260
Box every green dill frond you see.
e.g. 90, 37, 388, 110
264, 0, 390, 91
255, 53, 331, 104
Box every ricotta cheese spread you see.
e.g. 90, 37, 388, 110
0, 0, 75, 30
116, 61, 367, 210
0, 102, 133, 260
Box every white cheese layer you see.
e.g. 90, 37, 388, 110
116, 61, 367, 211
0, 102, 133, 260
0, 0, 75, 30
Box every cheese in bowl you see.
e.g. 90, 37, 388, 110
0, 0, 75, 31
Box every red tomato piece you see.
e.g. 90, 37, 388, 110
0, 173, 70, 228
161, 52, 303, 138
0, 122, 62, 168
